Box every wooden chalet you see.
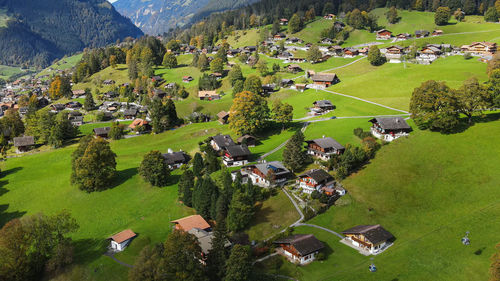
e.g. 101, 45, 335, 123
288, 57, 306, 63
305, 136, 345, 161
234, 161, 292, 187
395, 33, 411, 41
274, 33, 287, 40
237, 135, 257, 147
369, 117, 411, 142
432, 29, 443, 36
50, 103, 65, 113
103, 79, 116, 85
385, 45, 404, 55
198, 90, 220, 101
295, 84, 307, 92
128, 119, 150, 131
210, 134, 236, 151
461, 42, 497, 55
376, 29, 392, 40
310, 73, 340, 87
297, 169, 335, 194
312, 100, 335, 114
324, 14, 335, 20
182, 76, 194, 83
280, 18, 288, 25
123, 108, 138, 119
414, 30, 430, 38
93, 127, 111, 138
162, 150, 190, 169
342, 225, 394, 254
343, 48, 359, 57
171, 215, 211, 232
222, 144, 251, 167
109, 229, 137, 252
13, 136, 35, 153
274, 234, 325, 265
217, 111, 230, 124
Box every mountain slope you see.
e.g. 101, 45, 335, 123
113, 0, 256, 35
0, 0, 143, 68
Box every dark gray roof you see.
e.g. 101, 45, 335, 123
306, 137, 344, 150
93, 127, 111, 135
274, 234, 325, 256
313, 100, 333, 108
299, 169, 334, 184
311, 73, 338, 82
123, 109, 137, 116
212, 134, 235, 149
251, 161, 290, 177
163, 151, 189, 165
13, 136, 34, 147
225, 145, 251, 157
342, 225, 394, 245
370, 117, 411, 130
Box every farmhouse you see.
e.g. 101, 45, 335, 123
68, 115, 84, 126
182, 76, 194, 83
295, 84, 307, 92
384, 45, 404, 63
72, 89, 86, 98
274, 33, 287, 40
237, 134, 257, 147
109, 229, 137, 252
217, 111, 230, 124
376, 29, 392, 40
198, 90, 220, 101
280, 18, 288, 25
210, 134, 236, 151
461, 42, 497, 55
128, 119, 150, 131
297, 169, 335, 194
432, 29, 443, 36
162, 150, 190, 169
222, 144, 251, 167
50, 103, 65, 113
417, 46, 442, 64
310, 73, 339, 87
342, 225, 394, 255
171, 215, 211, 232
369, 117, 411, 142
312, 100, 334, 114
13, 136, 35, 153
234, 161, 292, 187
414, 30, 429, 38
93, 127, 111, 138
343, 48, 359, 57
395, 33, 411, 41
274, 234, 325, 265
123, 108, 138, 119
324, 14, 335, 20
305, 137, 345, 161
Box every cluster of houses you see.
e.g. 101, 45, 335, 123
381, 43, 453, 64
376, 29, 443, 41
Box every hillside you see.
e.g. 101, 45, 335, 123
0, 0, 143, 68
113, 0, 256, 35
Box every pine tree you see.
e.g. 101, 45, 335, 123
193, 152, 204, 177
228, 64, 244, 86
227, 190, 254, 231
206, 215, 228, 281
225, 245, 252, 281
178, 169, 194, 203
282, 130, 307, 172
84, 89, 95, 110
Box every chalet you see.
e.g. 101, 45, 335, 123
72, 89, 86, 98
198, 90, 220, 101
312, 100, 335, 114
289, 57, 306, 63
246, 55, 258, 65
278, 52, 293, 60
461, 42, 497, 55
343, 48, 359, 57
187, 227, 231, 257
171, 215, 211, 232
369, 117, 411, 142
151, 75, 164, 84
358, 47, 369, 56
210, 134, 236, 151
217, 111, 230, 124
128, 119, 150, 131
281, 79, 295, 88
222, 144, 251, 167
50, 103, 65, 113
68, 115, 84, 126
103, 79, 116, 85
342, 225, 394, 255
414, 30, 430, 38
237, 135, 257, 147
418, 46, 442, 63
163, 150, 190, 169
280, 18, 288, 25
104, 91, 119, 100
234, 161, 292, 187
333, 21, 346, 30
244, 46, 257, 52
274, 33, 287, 41
262, 84, 277, 94
274, 234, 325, 265
321, 38, 334, 44
93, 127, 111, 138
152, 88, 167, 99
227, 49, 240, 57
182, 76, 194, 83
324, 14, 335, 20
305, 137, 345, 161
286, 37, 303, 44
108, 229, 137, 252
376, 29, 392, 40
13, 136, 35, 153
432, 29, 443, 36
385, 45, 404, 55
297, 169, 335, 194
329, 45, 344, 56
395, 33, 411, 41
123, 108, 138, 119
310, 73, 340, 87
65, 101, 82, 110
295, 84, 307, 92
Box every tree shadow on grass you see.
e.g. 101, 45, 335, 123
440, 112, 500, 135
1, 166, 23, 177
0, 204, 27, 228
73, 238, 109, 265
109, 168, 138, 190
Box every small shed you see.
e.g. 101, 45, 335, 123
13, 136, 35, 153
217, 111, 230, 124
109, 229, 137, 252
93, 127, 111, 138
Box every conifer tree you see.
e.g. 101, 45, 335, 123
193, 152, 204, 177
225, 245, 252, 281
282, 130, 307, 172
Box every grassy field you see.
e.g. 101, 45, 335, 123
37, 53, 83, 78
328, 55, 489, 110
0, 65, 26, 80
262, 115, 500, 281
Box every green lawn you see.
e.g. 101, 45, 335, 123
0, 65, 26, 80
37, 53, 83, 78
293, 18, 332, 44
328, 55, 488, 110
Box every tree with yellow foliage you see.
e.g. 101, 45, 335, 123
228, 91, 269, 135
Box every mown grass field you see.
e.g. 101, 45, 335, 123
0, 65, 25, 80
261, 115, 500, 281
37, 53, 83, 78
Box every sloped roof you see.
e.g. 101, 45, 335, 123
342, 225, 394, 245
225, 145, 251, 157
236, 134, 257, 143
217, 111, 229, 119
251, 161, 290, 177
370, 117, 411, 130
109, 229, 137, 244
162, 151, 189, 165
313, 100, 333, 108
274, 234, 325, 256
311, 73, 338, 82
171, 215, 211, 232
93, 127, 111, 135
198, 90, 218, 98
211, 134, 235, 148
306, 137, 344, 150
13, 136, 34, 147
299, 169, 334, 183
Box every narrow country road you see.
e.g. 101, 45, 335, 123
104, 252, 133, 268
321, 88, 409, 114
258, 122, 309, 160
291, 56, 366, 80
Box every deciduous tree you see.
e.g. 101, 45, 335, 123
307, 45, 323, 63
368, 45, 386, 66
162, 52, 178, 69
272, 101, 293, 130
243, 74, 262, 94
288, 14, 303, 33
228, 91, 269, 135
435, 7, 451, 25
139, 150, 170, 187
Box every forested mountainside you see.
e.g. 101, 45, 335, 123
112, 0, 257, 35
0, 0, 143, 68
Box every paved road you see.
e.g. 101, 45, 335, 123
295, 223, 344, 239
104, 252, 134, 268
258, 122, 309, 160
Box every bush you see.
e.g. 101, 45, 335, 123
316, 252, 326, 261
138, 150, 170, 187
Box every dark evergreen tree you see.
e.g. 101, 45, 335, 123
282, 130, 307, 172
178, 169, 195, 203
225, 245, 252, 281
193, 152, 204, 177
139, 151, 170, 187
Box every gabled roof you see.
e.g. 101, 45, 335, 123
342, 225, 394, 245
93, 127, 111, 135
225, 145, 251, 157
298, 169, 334, 183
274, 234, 325, 256
313, 100, 333, 108
311, 73, 338, 82
109, 229, 137, 244
198, 90, 218, 98
237, 134, 257, 143
217, 111, 229, 119
306, 137, 344, 150
163, 151, 189, 165
377, 29, 392, 34
369, 117, 411, 130
250, 161, 291, 177
211, 134, 235, 148
123, 109, 137, 116
171, 215, 211, 232
13, 136, 34, 147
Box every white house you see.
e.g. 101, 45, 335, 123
341, 225, 394, 255
296, 169, 335, 194
109, 229, 137, 252
232, 161, 292, 188
369, 117, 411, 142
274, 234, 325, 265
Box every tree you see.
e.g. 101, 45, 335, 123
368, 45, 385, 66
49, 112, 79, 148
48, 76, 71, 99
272, 101, 293, 130
271, 20, 280, 35
487, 69, 500, 108
227, 190, 254, 231
206, 216, 228, 281
149, 97, 179, 134
233, 80, 244, 97
306, 45, 322, 63
454, 8, 465, 22
193, 176, 218, 220
243, 74, 262, 94
225, 245, 252, 281
435, 7, 451, 25
282, 130, 307, 172
255, 59, 268, 76
178, 169, 194, 205
305, 8, 316, 22
139, 151, 170, 187
228, 64, 244, 86
288, 14, 303, 33
386, 6, 400, 24
109, 55, 117, 68
162, 52, 178, 68
228, 91, 269, 135
198, 53, 209, 71
108, 121, 126, 140
323, 2, 334, 15
71, 137, 117, 192
210, 57, 224, 73
409, 80, 460, 132
455, 77, 489, 123
3, 109, 24, 138
166, 39, 181, 52
491, 242, 500, 281
497, 0, 500, 15
193, 152, 204, 177
84, 89, 95, 110
414, 0, 424, 11
485, 7, 499, 22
